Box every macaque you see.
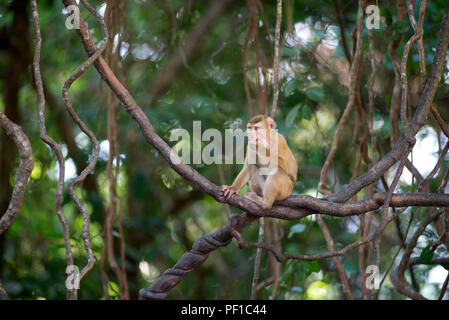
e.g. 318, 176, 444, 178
222, 115, 298, 209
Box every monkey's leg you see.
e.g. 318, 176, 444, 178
260, 180, 279, 209
245, 177, 279, 209
260, 172, 292, 209
244, 192, 270, 209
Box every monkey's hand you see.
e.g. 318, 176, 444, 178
222, 185, 237, 199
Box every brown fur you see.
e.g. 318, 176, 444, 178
222, 117, 298, 209
248, 114, 267, 124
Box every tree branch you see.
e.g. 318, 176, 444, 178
329, 0, 449, 203
139, 213, 256, 300
31, 0, 76, 299
61, 0, 109, 282
60, 0, 449, 299
0, 112, 33, 234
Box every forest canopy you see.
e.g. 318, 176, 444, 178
0, 0, 449, 300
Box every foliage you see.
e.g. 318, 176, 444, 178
0, 0, 448, 300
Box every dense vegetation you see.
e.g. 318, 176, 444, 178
0, 0, 449, 300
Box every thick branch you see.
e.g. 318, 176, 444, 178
60, 0, 449, 300
139, 214, 256, 300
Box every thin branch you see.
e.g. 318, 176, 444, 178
30, 0, 76, 299
315, 0, 367, 300
439, 273, 449, 300
388, 0, 406, 147
400, 0, 427, 139
243, 0, 255, 117
250, 217, 265, 299
375, 210, 414, 299
256, 277, 274, 291
319, 0, 366, 191
419, 140, 449, 191
61, 0, 108, 281
391, 209, 442, 300
332, 0, 351, 63
269, 0, 282, 118
233, 226, 370, 262
317, 214, 354, 299
103, 0, 130, 300
330, 0, 449, 203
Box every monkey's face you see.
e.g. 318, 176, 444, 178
247, 118, 275, 146
247, 121, 266, 144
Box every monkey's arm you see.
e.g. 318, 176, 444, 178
222, 164, 249, 199
276, 134, 298, 183
230, 164, 249, 191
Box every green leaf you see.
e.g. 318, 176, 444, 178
391, 20, 410, 34
42, 230, 65, 239
306, 87, 325, 102
301, 104, 313, 120
284, 79, 301, 96
285, 104, 301, 128
282, 47, 296, 58
280, 261, 295, 282
108, 281, 119, 297
380, 6, 392, 25
285, 90, 306, 106
304, 260, 320, 273
385, 94, 391, 110
419, 245, 434, 264
288, 223, 306, 238
0, 12, 13, 29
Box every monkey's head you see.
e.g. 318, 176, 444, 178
247, 115, 276, 144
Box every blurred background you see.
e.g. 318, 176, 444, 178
0, 0, 448, 299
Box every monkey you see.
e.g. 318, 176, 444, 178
222, 115, 298, 209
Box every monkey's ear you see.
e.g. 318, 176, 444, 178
266, 117, 276, 129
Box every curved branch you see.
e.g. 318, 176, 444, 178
139, 191, 449, 299
318, 0, 366, 191
400, 0, 427, 136
408, 257, 449, 267
31, 0, 76, 299
61, 0, 108, 281
233, 227, 369, 262
390, 210, 442, 300
60, 0, 449, 300
279, 193, 449, 218
0, 112, 33, 234
139, 214, 256, 300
